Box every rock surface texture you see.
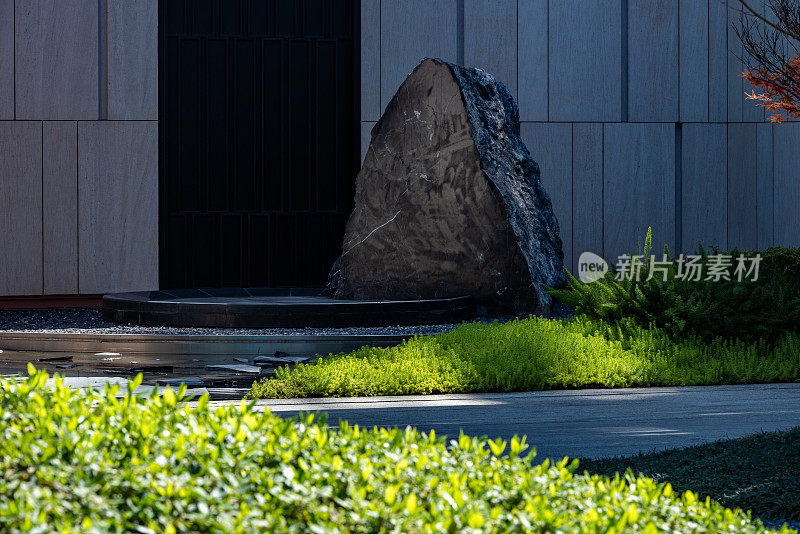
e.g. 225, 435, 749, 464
328, 58, 566, 314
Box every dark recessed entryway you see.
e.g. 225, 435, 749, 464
159, 0, 359, 289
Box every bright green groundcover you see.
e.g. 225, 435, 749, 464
248, 315, 800, 399
0, 371, 790, 533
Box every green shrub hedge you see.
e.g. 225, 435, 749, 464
549, 229, 800, 343
0, 370, 788, 533
248, 315, 800, 399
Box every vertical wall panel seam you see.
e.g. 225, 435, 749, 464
755, 126, 759, 244
707, 0, 710, 122
771, 123, 774, 245
570, 122, 573, 267
725, 122, 729, 249
76, 122, 80, 293
620, 0, 628, 122
677, 0, 680, 120
674, 123, 682, 253
725, 0, 728, 123
40, 121, 44, 293
515, 0, 518, 101
601, 123, 605, 259
12, 0, 15, 119
546, 0, 549, 121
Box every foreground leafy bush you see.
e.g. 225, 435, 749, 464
548, 229, 800, 343
0, 370, 788, 533
248, 315, 800, 399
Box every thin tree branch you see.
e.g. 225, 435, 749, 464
735, 0, 800, 41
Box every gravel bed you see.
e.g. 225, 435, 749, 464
0, 308, 458, 336
0, 304, 574, 336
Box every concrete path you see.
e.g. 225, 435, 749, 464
214, 383, 800, 460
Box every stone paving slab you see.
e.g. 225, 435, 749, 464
207, 383, 800, 460
38, 376, 209, 398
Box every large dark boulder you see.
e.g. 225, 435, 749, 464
328, 58, 566, 314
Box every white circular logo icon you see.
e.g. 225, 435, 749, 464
577, 251, 608, 283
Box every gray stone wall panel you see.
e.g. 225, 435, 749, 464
108, 0, 158, 120
572, 123, 604, 267
603, 123, 675, 262
360, 0, 380, 121
681, 124, 727, 252
742, 0, 767, 122
628, 0, 679, 122
14, 0, 98, 120
727, 123, 758, 249
709, 0, 728, 122
548, 0, 621, 122
0, 0, 13, 119
43, 121, 78, 294
78, 121, 158, 294
517, 0, 548, 121
380, 0, 458, 113
727, 0, 744, 122
756, 123, 774, 248
0, 121, 42, 295
464, 0, 517, 97
773, 123, 800, 247
679, 0, 709, 122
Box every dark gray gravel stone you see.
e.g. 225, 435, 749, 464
0, 308, 490, 336
0, 306, 574, 336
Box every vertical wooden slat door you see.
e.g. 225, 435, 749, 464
159, 0, 358, 288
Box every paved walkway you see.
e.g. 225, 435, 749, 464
213, 383, 800, 460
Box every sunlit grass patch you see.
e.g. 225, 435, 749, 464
248, 315, 800, 399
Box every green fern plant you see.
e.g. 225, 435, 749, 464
549, 227, 800, 344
